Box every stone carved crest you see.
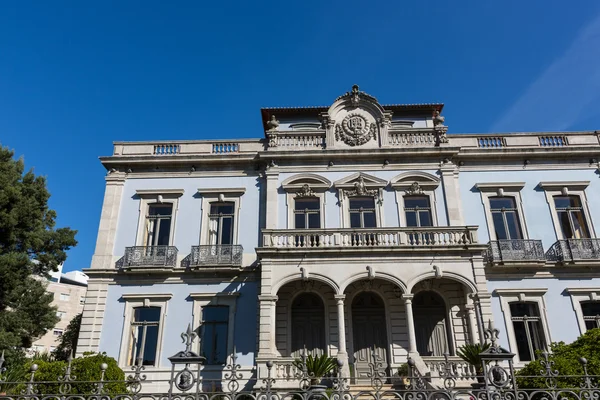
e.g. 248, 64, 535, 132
335, 113, 377, 147
343, 176, 379, 198
295, 184, 316, 198
405, 182, 424, 195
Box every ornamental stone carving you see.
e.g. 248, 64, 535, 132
405, 181, 424, 195
266, 115, 280, 131
335, 113, 377, 146
295, 184, 316, 198
343, 176, 379, 198
433, 110, 449, 145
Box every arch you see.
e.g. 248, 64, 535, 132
281, 173, 332, 189
413, 291, 451, 356
327, 86, 386, 119
272, 273, 340, 296
340, 271, 407, 295
390, 171, 440, 185
291, 292, 326, 356
407, 271, 477, 294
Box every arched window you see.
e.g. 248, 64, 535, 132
413, 291, 450, 356
291, 293, 326, 356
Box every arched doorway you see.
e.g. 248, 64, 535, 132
291, 293, 326, 356
352, 292, 388, 379
413, 291, 450, 356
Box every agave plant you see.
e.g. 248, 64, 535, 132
293, 354, 336, 385
456, 342, 491, 374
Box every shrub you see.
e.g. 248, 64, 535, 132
456, 342, 491, 374
517, 328, 600, 389
292, 354, 336, 385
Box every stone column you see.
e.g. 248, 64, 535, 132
257, 295, 278, 358
465, 304, 479, 344
402, 294, 417, 354
334, 295, 348, 356
439, 162, 464, 226
265, 168, 279, 230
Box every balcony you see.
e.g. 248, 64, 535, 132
485, 240, 546, 266
545, 239, 600, 264
121, 246, 178, 269
261, 226, 479, 250
188, 245, 244, 267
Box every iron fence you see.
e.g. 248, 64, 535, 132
486, 240, 546, 264
189, 245, 244, 267
122, 246, 178, 268
546, 239, 600, 262
1, 322, 599, 400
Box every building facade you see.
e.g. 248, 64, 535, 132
78, 85, 600, 388
31, 267, 88, 354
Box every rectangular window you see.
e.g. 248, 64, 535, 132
53, 329, 64, 337
209, 203, 235, 245
509, 302, 546, 361
201, 306, 229, 365
60, 293, 70, 301
581, 302, 600, 331
349, 197, 377, 228
128, 307, 161, 366
80, 297, 85, 305
490, 197, 523, 240
294, 198, 321, 229
145, 204, 173, 246
554, 196, 590, 239
404, 196, 433, 227
56, 311, 66, 319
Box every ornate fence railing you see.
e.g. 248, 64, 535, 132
486, 240, 546, 265
189, 245, 243, 267
3, 321, 599, 400
546, 239, 600, 263
121, 246, 178, 268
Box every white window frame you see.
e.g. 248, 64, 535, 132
566, 288, 600, 335
53, 329, 64, 337
494, 288, 551, 365
475, 182, 528, 241
60, 293, 70, 301
197, 188, 245, 246
134, 189, 184, 247
538, 181, 595, 240
391, 172, 441, 227
190, 292, 240, 368
118, 293, 172, 369
281, 174, 331, 229
56, 311, 66, 319
333, 173, 386, 228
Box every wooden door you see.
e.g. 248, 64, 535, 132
352, 292, 388, 381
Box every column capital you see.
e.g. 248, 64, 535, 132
334, 294, 346, 301
258, 295, 278, 302
401, 294, 414, 302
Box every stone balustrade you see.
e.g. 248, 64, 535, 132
262, 226, 479, 249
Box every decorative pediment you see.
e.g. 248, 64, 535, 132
334, 172, 386, 199
281, 174, 331, 195
390, 172, 440, 193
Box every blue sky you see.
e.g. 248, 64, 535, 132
1, 1, 600, 272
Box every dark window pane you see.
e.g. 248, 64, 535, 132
204, 306, 229, 322
134, 307, 161, 322
295, 198, 320, 211
582, 302, 600, 317
505, 211, 523, 240
404, 196, 430, 209
585, 320, 597, 331
512, 320, 532, 361
530, 320, 546, 354
571, 211, 590, 238
157, 218, 171, 245
349, 198, 375, 210
220, 217, 233, 244
406, 211, 418, 227
363, 212, 376, 228
210, 203, 234, 215
308, 213, 320, 228
142, 325, 159, 365
350, 213, 361, 228
148, 204, 173, 216
557, 211, 574, 238
553, 196, 572, 209
295, 213, 306, 229
510, 302, 540, 318
490, 198, 516, 210
492, 212, 508, 240
419, 211, 432, 227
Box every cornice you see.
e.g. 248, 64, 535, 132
135, 189, 185, 197
196, 187, 247, 195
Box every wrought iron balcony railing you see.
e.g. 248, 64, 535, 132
261, 226, 479, 249
122, 246, 178, 268
189, 245, 243, 267
485, 240, 546, 265
545, 238, 600, 263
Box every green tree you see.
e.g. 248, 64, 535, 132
517, 329, 600, 389
54, 313, 82, 361
0, 145, 77, 365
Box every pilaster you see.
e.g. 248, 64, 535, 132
265, 167, 279, 230
439, 162, 464, 226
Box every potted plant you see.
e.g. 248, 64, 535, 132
293, 354, 336, 391
456, 343, 490, 385
396, 363, 411, 387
